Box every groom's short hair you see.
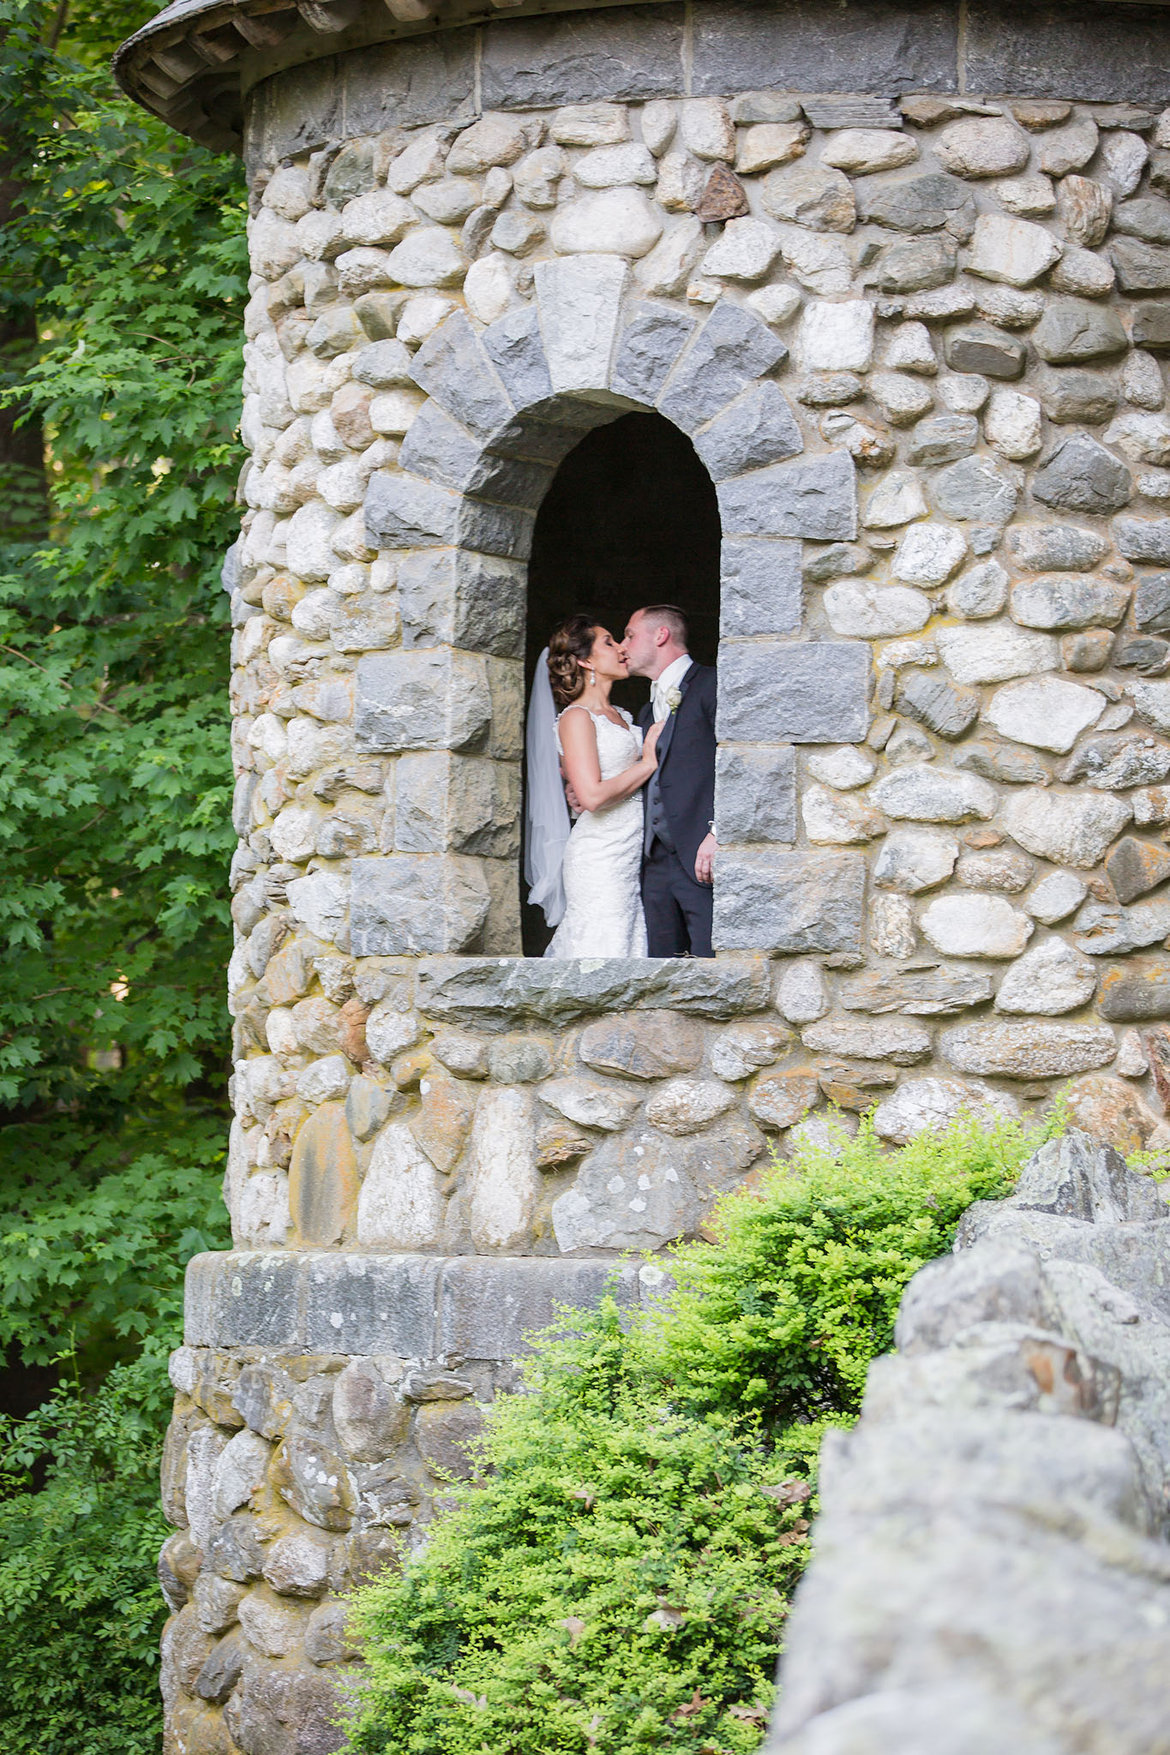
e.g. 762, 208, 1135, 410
638, 604, 688, 648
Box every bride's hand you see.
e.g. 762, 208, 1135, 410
642, 719, 664, 765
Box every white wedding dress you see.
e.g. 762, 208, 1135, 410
544, 704, 648, 959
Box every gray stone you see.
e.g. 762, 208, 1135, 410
861, 173, 975, 235
533, 254, 628, 394
413, 958, 770, 1028
1135, 574, 1170, 631
1033, 300, 1129, 366
873, 235, 957, 294
1115, 636, 1170, 674
897, 671, 980, 740
995, 938, 1098, 1014
1007, 525, 1108, 572
712, 850, 865, 956
646, 1077, 737, 1135
1037, 367, 1120, 425
539, 1077, 639, 1132
967, 213, 1062, 287
841, 968, 994, 1016
905, 415, 980, 466
364, 469, 457, 548
775, 958, 829, 1024
709, 1017, 794, 1081
1002, 788, 1132, 868
355, 649, 490, 754
578, 1010, 704, 1080
658, 299, 786, 432
480, 10, 682, 108
1010, 576, 1130, 631
262, 1534, 329, 1599
947, 560, 1009, 619
1133, 302, 1170, 353
939, 1021, 1118, 1077
714, 744, 796, 843
871, 766, 998, 824
944, 326, 1026, 379
873, 827, 959, 894
931, 455, 1018, 524
1104, 834, 1170, 903
693, 382, 803, 479
399, 548, 525, 659
331, 1358, 409, 1463
480, 304, 553, 407
937, 115, 1029, 179
350, 855, 489, 956
761, 160, 855, 232
1115, 517, 1170, 563
1062, 734, 1170, 790
1032, 436, 1132, 514
1073, 896, 1170, 956
193, 1629, 248, 1705
716, 641, 868, 744
1113, 237, 1170, 293
1027, 870, 1089, 924
719, 538, 802, 637
1099, 955, 1170, 1020
953, 740, 1051, 785
610, 303, 697, 404
955, 848, 1034, 894
803, 1016, 932, 1064
824, 582, 931, 637
225, 1661, 343, 1755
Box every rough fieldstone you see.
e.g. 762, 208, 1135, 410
1038, 367, 1120, 425
967, 214, 1063, 287
1034, 300, 1129, 365
953, 739, 1052, 785
995, 938, 1098, 1014
840, 968, 994, 1015
772, 224, 852, 296
873, 827, 959, 893
540, 1077, 639, 1132
1062, 734, 1170, 790
414, 959, 769, 1028
985, 675, 1106, 753
579, 1011, 703, 1080
357, 1123, 442, 1250
985, 389, 1043, 462
1104, 835, 1170, 903
1133, 303, 1170, 353
871, 1075, 1019, 1142
944, 325, 1026, 379
1099, 956, 1170, 1019
874, 236, 958, 294
735, 121, 811, 174
717, 641, 867, 744
288, 1104, 358, 1248
947, 560, 1009, 619
871, 766, 998, 824
762, 161, 855, 232
955, 848, 1034, 894
659, 299, 786, 432
920, 895, 1034, 959
1073, 895, 1170, 955
897, 671, 980, 740
350, 855, 490, 957
1057, 175, 1113, 249
939, 1021, 1118, 1077
1007, 525, 1109, 572
1129, 680, 1170, 733
1114, 517, 1170, 563
693, 382, 803, 480
824, 582, 931, 637
1112, 237, 1170, 293
747, 1069, 820, 1130
801, 782, 886, 845
802, 1017, 932, 1064
709, 1018, 793, 1082
331, 1357, 409, 1462
712, 850, 865, 956
1002, 789, 1131, 868
355, 649, 490, 754
714, 744, 796, 843
861, 173, 974, 235
646, 1078, 736, 1135
775, 959, 829, 1024
936, 116, 1029, 179
905, 414, 981, 466
1026, 870, 1089, 924
931, 456, 1018, 524
1032, 436, 1132, 514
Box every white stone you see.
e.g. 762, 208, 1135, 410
468, 1087, 538, 1252
365, 1003, 422, 1064
864, 471, 928, 528
967, 213, 1063, 287
296, 1054, 351, 1105
936, 624, 1058, 684
891, 522, 967, 585
775, 959, 829, 1024
870, 893, 917, 957
879, 637, 937, 669
735, 122, 810, 175
1101, 130, 1149, 199
881, 322, 937, 375
1118, 1029, 1149, 1076
871, 1076, 1019, 1144
636, 217, 705, 297
868, 372, 934, 426
286, 352, 350, 416
1139, 469, 1170, 500
937, 372, 990, 414
807, 746, 876, 790
264, 1008, 298, 1055
334, 247, 395, 296
701, 218, 783, 281
746, 283, 802, 327
236, 1172, 290, 1247
655, 151, 706, 213
801, 783, 887, 845
641, 100, 677, 156
774, 225, 853, 296
574, 143, 658, 188
369, 388, 425, 436
551, 103, 629, 147
213, 1430, 270, 1519
871, 766, 998, 824
535, 254, 627, 392
357, 1122, 443, 1249
1050, 246, 1115, 297
824, 581, 932, 637
249, 209, 300, 279
1123, 351, 1165, 411
263, 164, 312, 222
1002, 789, 1132, 869
386, 130, 448, 194
995, 937, 1097, 1014
270, 805, 318, 863
340, 190, 415, 247
284, 502, 343, 582
286, 871, 348, 943
295, 208, 343, 263
1104, 409, 1170, 466
821, 129, 917, 174
1026, 870, 1089, 924
317, 459, 367, 513
645, 1078, 736, 1135
512, 146, 565, 209
550, 189, 663, 257
984, 388, 1043, 460
947, 560, 1009, 619
797, 300, 875, 372
1131, 681, 1170, 735
936, 115, 1030, 179
385, 228, 467, 288
490, 210, 544, 256
448, 113, 529, 174
994, 174, 1056, 217
680, 98, 735, 162
985, 676, 1106, 752
414, 178, 483, 225
920, 894, 1034, 958
185, 1428, 228, 1550
1038, 117, 1099, 176
540, 1077, 638, 1131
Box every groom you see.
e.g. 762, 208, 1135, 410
622, 605, 717, 959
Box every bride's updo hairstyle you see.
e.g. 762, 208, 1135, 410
546, 615, 598, 709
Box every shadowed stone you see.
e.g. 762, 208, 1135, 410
288, 1102, 358, 1246
693, 381, 803, 478
712, 849, 865, 954
658, 299, 787, 431
399, 549, 525, 658
1105, 835, 1170, 904
409, 311, 514, 438
534, 253, 628, 392
715, 744, 797, 842
719, 538, 802, 636
480, 304, 553, 408
717, 641, 869, 743
717, 452, 857, 540
610, 302, 697, 402
1099, 956, 1170, 1019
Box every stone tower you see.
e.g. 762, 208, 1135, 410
115, 0, 1170, 1748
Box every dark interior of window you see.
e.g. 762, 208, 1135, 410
521, 411, 721, 956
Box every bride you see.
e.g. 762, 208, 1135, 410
524, 614, 662, 959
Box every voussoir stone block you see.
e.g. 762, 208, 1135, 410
658, 299, 788, 431
716, 641, 869, 743
717, 451, 858, 541
609, 302, 697, 403
693, 381, 804, 479
350, 854, 490, 955
533, 253, 628, 392
712, 849, 865, 954
480, 305, 553, 409
355, 648, 491, 753
409, 311, 514, 439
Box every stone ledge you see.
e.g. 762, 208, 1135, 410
413, 953, 772, 1025
184, 1248, 650, 1353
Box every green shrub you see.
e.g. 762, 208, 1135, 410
0, 1343, 173, 1755
344, 1112, 1044, 1755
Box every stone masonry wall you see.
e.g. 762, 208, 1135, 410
166, 48, 1170, 1755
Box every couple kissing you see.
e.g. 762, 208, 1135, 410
524, 605, 717, 961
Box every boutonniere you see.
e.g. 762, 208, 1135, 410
663, 685, 683, 714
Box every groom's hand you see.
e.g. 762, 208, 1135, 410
694, 832, 717, 886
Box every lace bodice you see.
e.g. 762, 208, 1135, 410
545, 704, 647, 959
555, 705, 642, 781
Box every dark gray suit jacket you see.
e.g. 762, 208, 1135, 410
637, 661, 717, 877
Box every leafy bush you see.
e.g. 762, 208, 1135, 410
345, 1113, 1043, 1755
0, 1344, 173, 1755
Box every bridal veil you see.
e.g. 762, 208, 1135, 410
523, 647, 571, 926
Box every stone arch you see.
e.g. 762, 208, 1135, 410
355, 256, 872, 958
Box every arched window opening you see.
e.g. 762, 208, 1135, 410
522, 411, 722, 957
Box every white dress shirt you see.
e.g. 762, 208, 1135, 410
650, 653, 693, 723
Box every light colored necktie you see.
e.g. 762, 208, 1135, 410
652, 683, 668, 723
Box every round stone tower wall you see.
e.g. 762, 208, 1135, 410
112, 2, 1170, 1750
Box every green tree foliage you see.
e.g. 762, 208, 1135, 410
346, 1115, 1042, 1755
